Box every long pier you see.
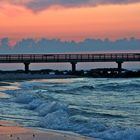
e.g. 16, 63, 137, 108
0, 53, 140, 73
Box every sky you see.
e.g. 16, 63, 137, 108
0, 0, 140, 41
0, 0, 140, 70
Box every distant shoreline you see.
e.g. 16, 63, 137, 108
0, 73, 140, 80
0, 73, 79, 81
0, 70, 140, 81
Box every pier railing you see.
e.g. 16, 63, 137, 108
0, 53, 140, 72
0, 53, 140, 63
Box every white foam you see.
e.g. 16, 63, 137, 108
12, 93, 35, 104
26, 99, 43, 110
41, 110, 69, 129
36, 101, 68, 116
0, 92, 11, 98
95, 128, 140, 140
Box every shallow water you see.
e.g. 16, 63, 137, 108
0, 78, 140, 140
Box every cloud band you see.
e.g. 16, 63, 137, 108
1, 0, 140, 11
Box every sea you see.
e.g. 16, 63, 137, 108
0, 78, 140, 140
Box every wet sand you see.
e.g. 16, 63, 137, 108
0, 121, 95, 140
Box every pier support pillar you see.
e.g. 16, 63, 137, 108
71, 62, 77, 72
24, 63, 30, 73
116, 61, 123, 73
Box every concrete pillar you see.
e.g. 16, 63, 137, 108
24, 63, 30, 73
116, 61, 123, 73
71, 62, 77, 72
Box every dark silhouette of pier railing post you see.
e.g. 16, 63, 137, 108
71, 62, 77, 72
24, 63, 30, 73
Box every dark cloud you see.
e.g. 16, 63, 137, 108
0, 37, 140, 54
26, 0, 140, 11
1, 0, 140, 11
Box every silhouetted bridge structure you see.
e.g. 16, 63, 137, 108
0, 53, 140, 73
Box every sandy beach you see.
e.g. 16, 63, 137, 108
0, 121, 95, 140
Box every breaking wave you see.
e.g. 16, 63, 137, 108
1, 78, 140, 140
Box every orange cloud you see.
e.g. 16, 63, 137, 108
0, 3, 140, 41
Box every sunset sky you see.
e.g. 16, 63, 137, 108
0, 0, 140, 41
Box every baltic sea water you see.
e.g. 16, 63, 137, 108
0, 78, 140, 140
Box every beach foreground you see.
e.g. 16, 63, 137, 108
0, 121, 95, 140
0, 78, 139, 140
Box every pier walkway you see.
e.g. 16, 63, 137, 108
0, 53, 140, 73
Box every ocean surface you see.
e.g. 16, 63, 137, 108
0, 78, 140, 140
